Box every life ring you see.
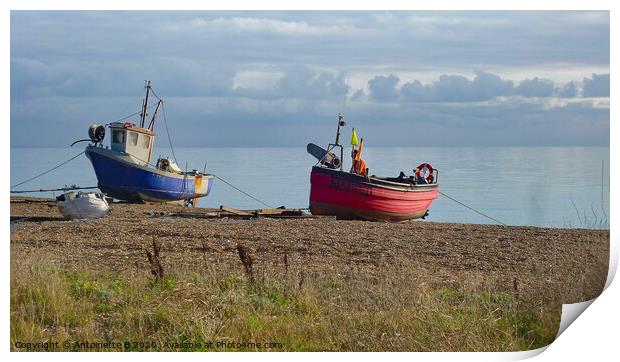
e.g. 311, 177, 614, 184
416, 163, 434, 183
123, 122, 136, 128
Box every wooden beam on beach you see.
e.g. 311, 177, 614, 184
219, 205, 253, 216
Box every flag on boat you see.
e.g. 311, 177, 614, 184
351, 128, 359, 147
356, 138, 364, 160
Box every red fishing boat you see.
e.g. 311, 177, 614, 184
307, 115, 439, 222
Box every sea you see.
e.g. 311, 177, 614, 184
10, 146, 610, 228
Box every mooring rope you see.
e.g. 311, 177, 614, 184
10, 151, 86, 190
10, 185, 99, 194
213, 174, 274, 209
439, 191, 507, 226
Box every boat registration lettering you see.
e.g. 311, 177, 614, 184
330, 177, 350, 192
329, 177, 373, 196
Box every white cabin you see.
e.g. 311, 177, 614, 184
109, 122, 155, 165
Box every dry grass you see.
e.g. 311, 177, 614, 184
10, 197, 608, 351
11, 249, 560, 352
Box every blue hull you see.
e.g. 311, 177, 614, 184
85, 147, 213, 202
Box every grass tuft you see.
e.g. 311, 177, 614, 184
11, 252, 561, 351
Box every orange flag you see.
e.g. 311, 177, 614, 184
356, 138, 364, 161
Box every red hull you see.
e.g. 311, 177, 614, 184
309, 166, 439, 222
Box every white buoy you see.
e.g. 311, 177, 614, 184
57, 192, 110, 219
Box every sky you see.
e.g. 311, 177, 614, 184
10, 11, 610, 147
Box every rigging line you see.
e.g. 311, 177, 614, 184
160, 103, 178, 165
212, 174, 274, 209
149, 87, 162, 101
438, 191, 507, 226
110, 102, 160, 124
10, 151, 85, 190
143, 85, 177, 164
10, 186, 99, 194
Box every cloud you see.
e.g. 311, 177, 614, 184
401, 71, 513, 102
377, 71, 609, 104
514, 77, 555, 97
555, 81, 578, 98
234, 66, 350, 100
10, 56, 236, 98
350, 89, 365, 102
470, 71, 514, 99
583, 73, 610, 97
432, 72, 512, 102
185, 16, 358, 35
368, 74, 400, 101
9, 11, 610, 147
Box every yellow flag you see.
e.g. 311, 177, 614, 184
350, 128, 359, 147
356, 138, 364, 161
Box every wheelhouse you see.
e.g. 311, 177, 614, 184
108, 122, 155, 165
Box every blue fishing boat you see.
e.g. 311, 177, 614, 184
80, 81, 214, 205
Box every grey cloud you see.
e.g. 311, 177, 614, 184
11, 11, 609, 73
235, 67, 350, 100
368, 74, 400, 101
514, 77, 554, 97
400, 81, 434, 102
583, 73, 610, 97
10, 11, 609, 147
556, 81, 578, 98
11, 56, 236, 99
350, 89, 365, 102
401, 71, 513, 102
379, 72, 610, 103
431, 72, 513, 102
471, 71, 514, 99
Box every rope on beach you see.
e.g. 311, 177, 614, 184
439, 191, 508, 226
10, 185, 99, 194
213, 174, 274, 209
10, 151, 86, 190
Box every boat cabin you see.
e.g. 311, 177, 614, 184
109, 122, 155, 165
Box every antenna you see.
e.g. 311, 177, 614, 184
335, 113, 345, 146
147, 100, 162, 131
140, 80, 151, 128
333, 113, 346, 171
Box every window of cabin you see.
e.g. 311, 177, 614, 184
129, 131, 138, 146
140, 134, 150, 149
112, 130, 125, 145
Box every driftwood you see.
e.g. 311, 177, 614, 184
144, 205, 332, 220
220, 205, 253, 216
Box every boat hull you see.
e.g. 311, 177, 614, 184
309, 166, 438, 222
85, 146, 213, 203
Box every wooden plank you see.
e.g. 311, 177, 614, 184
280, 210, 304, 216
268, 214, 335, 220
219, 205, 253, 216
253, 208, 288, 216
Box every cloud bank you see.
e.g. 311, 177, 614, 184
10, 11, 609, 147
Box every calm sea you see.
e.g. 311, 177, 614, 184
10, 146, 609, 228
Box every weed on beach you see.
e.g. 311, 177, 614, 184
11, 251, 559, 352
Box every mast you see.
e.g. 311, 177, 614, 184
335, 113, 344, 146
335, 113, 345, 171
140, 80, 151, 128
147, 100, 162, 131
